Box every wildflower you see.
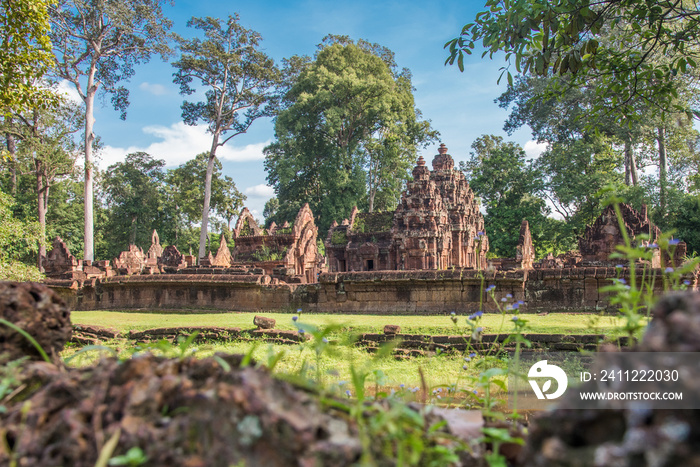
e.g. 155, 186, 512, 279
345, 390, 351, 397
501, 297, 507, 302
512, 316, 519, 322
669, 239, 681, 246
292, 316, 298, 322
512, 303, 520, 310
517, 300, 524, 305
469, 352, 476, 358
450, 311, 456, 316
473, 390, 478, 395
437, 395, 441, 399
684, 280, 691, 286
412, 387, 420, 393
478, 231, 484, 237
665, 267, 674, 274
476, 327, 483, 333
298, 328, 305, 334
485, 284, 495, 292
322, 337, 328, 343
648, 243, 659, 249
297, 308, 302, 312
616, 264, 624, 269
506, 293, 513, 299
473, 310, 483, 318
399, 383, 405, 389
618, 278, 626, 285
338, 381, 347, 386
462, 365, 469, 370
464, 357, 471, 362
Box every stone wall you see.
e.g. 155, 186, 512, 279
50, 268, 697, 314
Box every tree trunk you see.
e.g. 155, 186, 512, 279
83, 68, 97, 261
198, 133, 220, 259
624, 139, 638, 186
657, 126, 667, 216
36, 166, 46, 272
6, 125, 17, 195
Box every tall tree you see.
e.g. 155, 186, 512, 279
49, 0, 172, 261
265, 38, 436, 230
172, 15, 280, 259
0, 0, 56, 113
6, 99, 82, 269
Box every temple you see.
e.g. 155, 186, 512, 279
325, 144, 489, 272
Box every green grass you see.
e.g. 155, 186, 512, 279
71, 310, 636, 338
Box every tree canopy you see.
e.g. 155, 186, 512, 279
265, 37, 436, 231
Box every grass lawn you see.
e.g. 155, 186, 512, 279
64, 309, 645, 403
71, 309, 639, 338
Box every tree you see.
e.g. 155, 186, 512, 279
49, 0, 172, 261
461, 135, 553, 257
172, 15, 280, 259
4, 99, 82, 269
265, 38, 436, 230
101, 152, 177, 258
446, 0, 700, 120
0, 0, 56, 114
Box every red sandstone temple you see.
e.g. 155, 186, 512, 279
325, 144, 490, 272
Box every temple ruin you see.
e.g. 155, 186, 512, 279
326, 144, 489, 272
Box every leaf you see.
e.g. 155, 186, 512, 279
542, 379, 552, 393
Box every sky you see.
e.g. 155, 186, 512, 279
73, 0, 546, 222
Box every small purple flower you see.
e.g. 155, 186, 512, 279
338, 381, 347, 386
476, 327, 483, 333
506, 293, 513, 299
618, 278, 627, 285
473, 390, 478, 395
517, 300, 524, 306
292, 316, 298, 322
473, 310, 483, 318
462, 364, 469, 370
683, 280, 691, 286
485, 284, 495, 292
669, 239, 681, 246
436, 395, 441, 399
512, 303, 520, 310
345, 390, 351, 397
322, 337, 328, 343
399, 383, 405, 388
296, 308, 302, 312
665, 267, 674, 273
450, 311, 456, 316
648, 243, 659, 249
298, 328, 305, 334
464, 357, 471, 362
501, 297, 507, 302
478, 231, 485, 237
469, 352, 476, 358
512, 316, 519, 322
616, 264, 624, 269
412, 387, 419, 393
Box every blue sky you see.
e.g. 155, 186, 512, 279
75, 0, 544, 220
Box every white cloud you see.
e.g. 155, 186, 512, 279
244, 184, 274, 198
99, 121, 270, 168
139, 81, 168, 96
56, 80, 82, 104
523, 140, 548, 159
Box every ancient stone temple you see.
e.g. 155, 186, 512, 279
578, 203, 663, 266
326, 144, 489, 272
232, 204, 322, 283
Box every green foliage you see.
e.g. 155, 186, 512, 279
251, 245, 285, 262
0, 190, 43, 280
461, 135, 552, 257
166, 152, 246, 229
447, 0, 700, 120
330, 230, 348, 245
101, 152, 173, 258
265, 37, 436, 231
0, 0, 57, 113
